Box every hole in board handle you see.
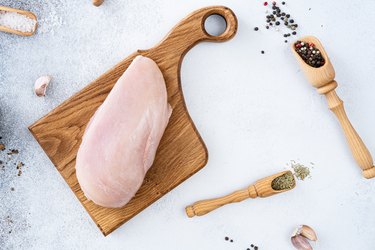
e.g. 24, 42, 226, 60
204, 14, 227, 37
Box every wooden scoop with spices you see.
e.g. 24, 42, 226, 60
185, 171, 295, 217
292, 36, 375, 179
0, 5, 37, 36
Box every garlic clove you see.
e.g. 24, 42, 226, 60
34, 75, 52, 97
293, 225, 318, 241
291, 235, 313, 250
300, 225, 317, 241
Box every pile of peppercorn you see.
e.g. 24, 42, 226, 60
294, 40, 325, 68
264, 1, 299, 43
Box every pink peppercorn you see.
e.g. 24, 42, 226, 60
264, 2, 268, 6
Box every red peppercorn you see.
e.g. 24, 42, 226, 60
309, 42, 315, 47
264, 1, 268, 6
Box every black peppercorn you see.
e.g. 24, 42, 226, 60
275, 21, 280, 25
254, 27, 259, 31
292, 31, 297, 35
266, 26, 269, 29
284, 21, 288, 25
261, 50, 265, 54
282, 1, 286, 4
285, 40, 288, 43
225, 237, 229, 241
286, 14, 290, 18
289, 19, 294, 23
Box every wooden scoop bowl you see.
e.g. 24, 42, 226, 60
0, 5, 37, 36
292, 36, 375, 179
185, 171, 295, 217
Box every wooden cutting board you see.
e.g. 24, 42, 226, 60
29, 6, 238, 236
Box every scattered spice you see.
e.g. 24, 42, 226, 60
248, 244, 259, 250
7, 149, 19, 155
290, 161, 312, 180
254, 27, 259, 31
16, 161, 25, 176
225, 237, 229, 241
294, 40, 325, 68
271, 172, 295, 190
10, 187, 15, 191
0, 10, 36, 33
263, 1, 299, 43
0, 137, 28, 177
261, 50, 265, 54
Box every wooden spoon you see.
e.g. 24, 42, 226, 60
0, 5, 37, 36
92, 0, 104, 7
292, 36, 375, 179
185, 171, 295, 217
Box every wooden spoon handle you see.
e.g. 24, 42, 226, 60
185, 186, 257, 217
325, 89, 375, 178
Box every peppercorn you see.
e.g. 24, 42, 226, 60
282, 1, 286, 4
254, 247, 258, 250
263, 1, 268, 6
275, 21, 280, 25
285, 40, 288, 43
292, 31, 297, 35
286, 14, 290, 18
266, 26, 269, 29
254, 27, 259, 31
284, 21, 288, 25
289, 19, 294, 23
261, 50, 265, 54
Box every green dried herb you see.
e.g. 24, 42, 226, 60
271, 172, 295, 190
291, 162, 311, 180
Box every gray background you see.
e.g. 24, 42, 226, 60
1, 0, 375, 249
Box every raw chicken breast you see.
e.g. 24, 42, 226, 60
76, 55, 172, 208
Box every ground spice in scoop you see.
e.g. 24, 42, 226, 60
294, 41, 325, 68
271, 172, 295, 190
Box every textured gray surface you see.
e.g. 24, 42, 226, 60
1, 0, 375, 249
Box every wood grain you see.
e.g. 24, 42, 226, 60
29, 6, 238, 236
292, 36, 375, 179
185, 171, 295, 217
0, 5, 37, 36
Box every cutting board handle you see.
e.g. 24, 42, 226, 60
140, 6, 238, 59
